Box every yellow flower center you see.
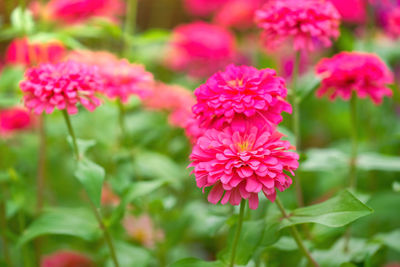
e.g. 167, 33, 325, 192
237, 140, 250, 152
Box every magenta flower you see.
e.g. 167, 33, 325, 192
20, 61, 103, 115
193, 64, 291, 132
41, 250, 93, 267
165, 22, 236, 78
315, 52, 394, 104
255, 0, 341, 51
189, 126, 299, 209
214, 0, 264, 29
0, 107, 33, 137
329, 0, 366, 24
183, 0, 229, 17
388, 7, 400, 37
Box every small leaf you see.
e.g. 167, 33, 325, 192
375, 229, 400, 252
393, 181, 400, 192
301, 148, 348, 172
170, 258, 224, 267
74, 159, 105, 208
67, 137, 96, 158
10, 7, 34, 34
280, 190, 373, 228
124, 180, 165, 203
105, 242, 151, 267
18, 208, 100, 245
357, 153, 400, 171
297, 71, 321, 101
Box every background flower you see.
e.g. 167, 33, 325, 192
0, 107, 33, 137
41, 250, 94, 267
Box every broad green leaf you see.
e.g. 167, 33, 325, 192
357, 153, 400, 171
297, 71, 321, 101
10, 7, 34, 34
67, 137, 96, 158
280, 190, 373, 228
219, 220, 266, 265
74, 159, 105, 208
105, 242, 151, 267
124, 180, 165, 203
301, 148, 347, 171
18, 208, 100, 245
170, 258, 224, 267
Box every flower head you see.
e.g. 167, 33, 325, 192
183, 0, 229, 17
165, 22, 236, 78
315, 52, 394, 104
123, 214, 164, 248
214, 0, 264, 29
68, 50, 154, 103
41, 250, 93, 267
255, 0, 341, 51
388, 7, 400, 37
0, 107, 33, 137
329, 0, 366, 24
36, 0, 124, 24
5, 38, 65, 67
20, 61, 103, 115
189, 126, 298, 209
193, 64, 291, 132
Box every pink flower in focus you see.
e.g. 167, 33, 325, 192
193, 64, 291, 132
329, 0, 366, 24
0, 107, 33, 136
183, 0, 229, 16
215, 0, 264, 29
315, 52, 394, 105
123, 214, 164, 248
20, 61, 103, 115
255, 0, 341, 51
189, 126, 299, 209
41, 250, 93, 267
5, 38, 65, 67
388, 7, 400, 37
40, 0, 124, 24
165, 22, 236, 78
68, 50, 153, 103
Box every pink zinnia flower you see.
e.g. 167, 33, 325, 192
123, 214, 164, 248
35, 0, 124, 24
165, 22, 236, 78
255, 0, 341, 51
189, 126, 299, 209
315, 52, 394, 105
183, 0, 229, 17
20, 61, 103, 115
101, 183, 120, 207
41, 250, 93, 267
68, 50, 153, 103
388, 7, 400, 37
214, 0, 264, 29
193, 64, 291, 132
329, 0, 366, 24
0, 107, 33, 137
5, 38, 65, 67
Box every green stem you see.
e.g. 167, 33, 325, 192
349, 94, 358, 189
123, 0, 138, 56
275, 197, 319, 267
291, 51, 304, 207
229, 199, 246, 267
62, 110, 79, 160
61, 110, 119, 267
117, 99, 126, 138
36, 115, 46, 212
0, 196, 12, 267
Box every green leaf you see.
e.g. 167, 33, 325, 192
375, 229, 400, 252
357, 153, 400, 171
301, 148, 347, 172
124, 180, 165, 203
18, 208, 101, 245
0, 66, 25, 94
280, 190, 373, 228
297, 71, 320, 102
393, 181, 400, 192
219, 220, 266, 265
74, 159, 105, 208
105, 242, 151, 267
10, 7, 34, 34
170, 258, 224, 267
67, 138, 96, 158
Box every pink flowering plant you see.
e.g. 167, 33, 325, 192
0, 1, 400, 267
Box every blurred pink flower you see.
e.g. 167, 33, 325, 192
183, 0, 229, 16
214, 0, 264, 29
388, 7, 400, 37
329, 0, 366, 23
123, 214, 164, 248
189, 126, 298, 209
68, 50, 154, 103
35, 0, 124, 24
315, 52, 394, 105
20, 61, 103, 115
193, 64, 291, 132
5, 38, 65, 67
101, 183, 120, 206
0, 107, 33, 137
255, 0, 341, 51
41, 250, 93, 267
165, 22, 236, 78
